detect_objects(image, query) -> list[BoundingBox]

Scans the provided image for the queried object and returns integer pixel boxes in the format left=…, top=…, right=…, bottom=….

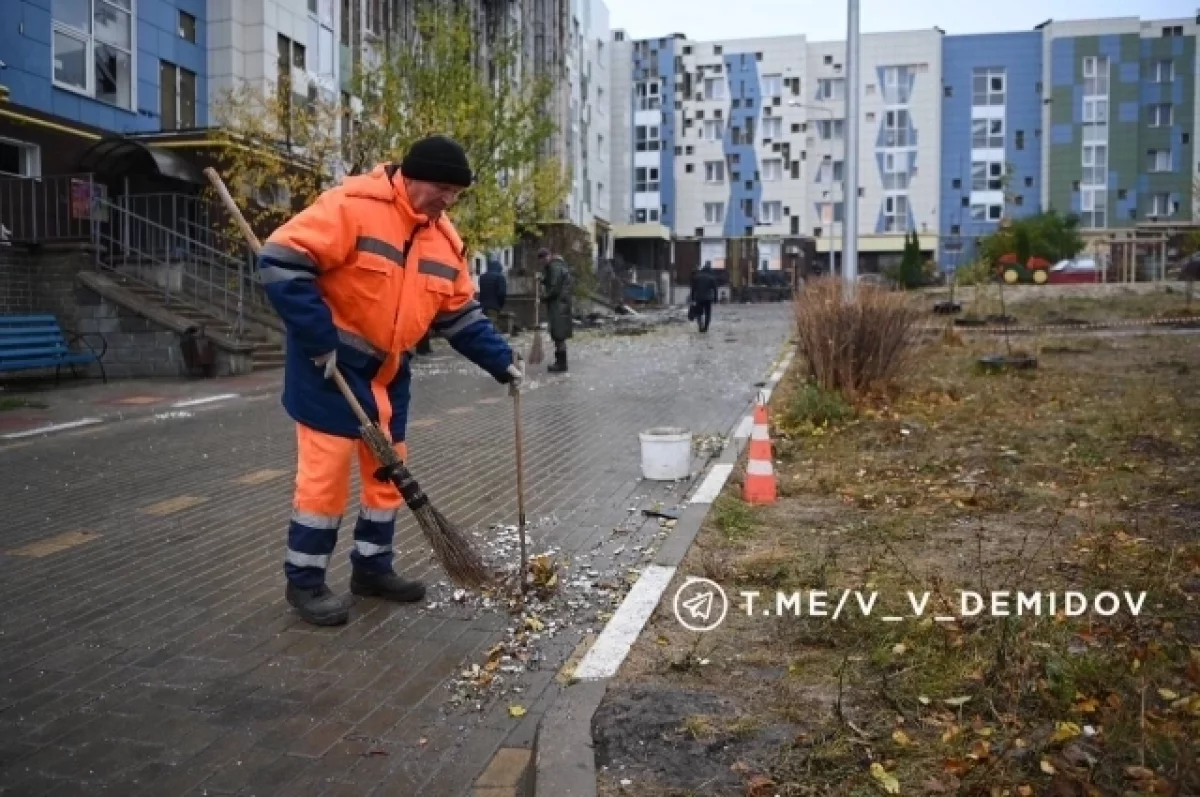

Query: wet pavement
left=0, top=304, right=792, bottom=796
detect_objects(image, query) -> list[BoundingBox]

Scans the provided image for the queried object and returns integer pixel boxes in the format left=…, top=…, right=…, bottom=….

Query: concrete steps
left=103, top=275, right=285, bottom=372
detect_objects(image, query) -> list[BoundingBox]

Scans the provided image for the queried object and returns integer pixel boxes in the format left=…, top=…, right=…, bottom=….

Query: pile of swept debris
left=418, top=495, right=693, bottom=713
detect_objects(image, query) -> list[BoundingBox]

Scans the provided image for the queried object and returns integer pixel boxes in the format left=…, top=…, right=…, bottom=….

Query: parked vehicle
left=1048, top=257, right=1100, bottom=285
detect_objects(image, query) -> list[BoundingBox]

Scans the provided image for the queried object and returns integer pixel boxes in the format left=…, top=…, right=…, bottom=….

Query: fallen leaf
left=942, top=759, right=973, bottom=776
left=1157, top=688, right=1179, bottom=701
left=1072, top=697, right=1100, bottom=714
left=1124, top=766, right=1156, bottom=780
left=893, top=643, right=907, bottom=655
left=745, top=774, right=776, bottom=796
left=419, top=737, right=428, bottom=746
left=968, top=739, right=990, bottom=760
left=1040, top=759, right=1056, bottom=775
left=1050, top=721, right=1082, bottom=744
left=941, top=724, right=962, bottom=743
left=508, top=705, right=527, bottom=718
left=870, top=762, right=901, bottom=794
left=944, top=696, right=971, bottom=707
left=730, top=761, right=752, bottom=774
left=918, top=695, right=931, bottom=705
left=892, top=729, right=914, bottom=746
left=924, top=776, right=956, bottom=793
left=1018, top=786, right=1033, bottom=797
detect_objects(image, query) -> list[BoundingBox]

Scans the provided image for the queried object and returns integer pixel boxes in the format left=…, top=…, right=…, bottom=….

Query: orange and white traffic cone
left=743, top=397, right=776, bottom=505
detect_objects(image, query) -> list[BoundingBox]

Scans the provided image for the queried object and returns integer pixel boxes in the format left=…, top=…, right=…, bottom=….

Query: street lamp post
left=843, top=0, right=860, bottom=294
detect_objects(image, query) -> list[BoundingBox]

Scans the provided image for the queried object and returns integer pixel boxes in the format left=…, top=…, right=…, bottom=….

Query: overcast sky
left=603, top=0, right=1199, bottom=42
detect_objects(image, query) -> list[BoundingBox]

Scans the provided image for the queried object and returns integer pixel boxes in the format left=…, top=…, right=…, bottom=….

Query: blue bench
left=0, top=314, right=108, bottom=384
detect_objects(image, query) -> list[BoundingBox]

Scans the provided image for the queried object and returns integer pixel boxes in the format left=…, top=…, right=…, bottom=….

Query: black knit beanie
left=400, top=135, right=473, bottom=187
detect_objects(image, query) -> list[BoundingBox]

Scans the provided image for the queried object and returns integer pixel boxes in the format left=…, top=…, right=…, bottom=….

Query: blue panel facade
left=0, top=0, right=208, bottom=135
left=722, top=51, right=762, bottom=237
left=939, top=31, right=1044, bottom=268
left=631, top=38, right=677, bottom=227
left=657, top=41, right=677, bottom=230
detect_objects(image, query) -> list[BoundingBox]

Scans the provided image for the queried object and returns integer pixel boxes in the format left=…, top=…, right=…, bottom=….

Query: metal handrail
left=93, top=197, right=253, bottom=337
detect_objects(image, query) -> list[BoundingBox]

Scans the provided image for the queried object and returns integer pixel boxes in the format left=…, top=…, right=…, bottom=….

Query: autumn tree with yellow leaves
left=209, top=7, right=568, bottom=257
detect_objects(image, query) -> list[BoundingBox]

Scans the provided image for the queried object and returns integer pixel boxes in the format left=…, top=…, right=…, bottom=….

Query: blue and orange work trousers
left=284, top=423, right=409, bottom=588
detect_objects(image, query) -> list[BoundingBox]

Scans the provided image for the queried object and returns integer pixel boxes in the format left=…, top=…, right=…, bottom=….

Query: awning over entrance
left=77, top=136, right=204, bottom=185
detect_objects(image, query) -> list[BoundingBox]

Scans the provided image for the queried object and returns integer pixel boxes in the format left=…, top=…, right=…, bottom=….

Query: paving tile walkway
left=0, top=305, right=793, bottom=796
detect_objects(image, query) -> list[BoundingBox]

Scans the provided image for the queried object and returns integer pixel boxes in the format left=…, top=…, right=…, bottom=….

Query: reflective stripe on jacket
left=258, top=163, right=513, bottom=440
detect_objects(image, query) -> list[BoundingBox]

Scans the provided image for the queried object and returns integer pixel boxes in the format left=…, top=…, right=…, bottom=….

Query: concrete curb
left=530, top=343, right=797, bottom=797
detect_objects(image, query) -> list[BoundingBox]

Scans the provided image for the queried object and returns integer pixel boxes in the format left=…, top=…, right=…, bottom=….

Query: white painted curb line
left=573, top=564, right=678, bottom=681
left=1, top=418, right=103, bottom=440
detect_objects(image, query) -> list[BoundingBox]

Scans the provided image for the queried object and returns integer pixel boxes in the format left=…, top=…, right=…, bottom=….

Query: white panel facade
left=588, top=0, right=613, bottom=226
left=804, top=39, right=850, bottom=251
left=856, top=29, right=942, bottom=246
left=673, top=34, right=808, bottom=244
left=609, top=33, right=634, bottom=224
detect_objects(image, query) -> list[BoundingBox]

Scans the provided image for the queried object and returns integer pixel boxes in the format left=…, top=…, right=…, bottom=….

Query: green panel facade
left=1047, top=30, right=1196, bottom=229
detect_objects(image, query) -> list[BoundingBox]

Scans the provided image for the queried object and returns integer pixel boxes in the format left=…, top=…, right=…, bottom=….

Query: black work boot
left=547, top=350, right=567, bottom=373
left=350, top=569, right=426, bottom=603
left=286, top=582, right=352, bottom=626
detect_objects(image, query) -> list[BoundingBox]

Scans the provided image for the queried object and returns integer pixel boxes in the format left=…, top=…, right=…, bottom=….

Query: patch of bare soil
left=597, top=330, right=1200, bottom=797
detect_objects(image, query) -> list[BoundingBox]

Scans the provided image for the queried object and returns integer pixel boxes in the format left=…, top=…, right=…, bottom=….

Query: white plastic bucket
left=639, top=427, right=692, bottom=481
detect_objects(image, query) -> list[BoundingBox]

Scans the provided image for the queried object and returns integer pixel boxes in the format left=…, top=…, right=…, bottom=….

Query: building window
left=1015, top=130, right=1025, bottom=150
left=179, top=11, right=196, bottom=43
left=1153, top=60, right=1175, bottom=83
left=704, top=202, right=724, bottom=224
left=702, top=119, right=723, bottom=140
left=971, top=160, right=1004, bottom=191
left=762, top=117, right=783, bottom=140
left=52, top=0, right=135, bottom=110
left=636, top=80, right=661, bottom=110
left=817, top=78, right=845, bottom=101
left=970, top=118, right=1000, bottom=149
left=1162, top=25, right=1183, bottom=37
left=704, top=160, right=725, bottom=183
left=703, top=77, right=726, bottom=100
left=883, top=195, right=908, bottom=232
left=761, top=74, right=782, bottom=97
left=1082, top=144, right=1108, bottom=186
left=817, top=159, right=843, bottom=183
left=1082, top=98, right=1108, bottom=124
left=159, top=62, right=196, bottom=131
left=816, top=119, right=845, bottom=140
left=634, top=167, right=659, bottom=192
left=1081, top=188, right=1107, bottom=229
left=1147, top=149, right=1171, bottom=172
left=762, top=158, right=783, bottom=181
left=1083, top=56, right=1110, bottom=95
left=307, top=0, right=334, bottom=78
left=1149, top=193, right=1172, bottom=217
left=972, top=67, right=1005, bottom=106
left=883, top=152, right=910, bottom=190
left=1149, top=104, right=1173, bottom=127
left=365, top=0, right=383, bottom=36
left=759, top=201, right=782, bottom=225
left=0, top=138, right=41, bottom=177
left=635, top=125, right=660, bottom=151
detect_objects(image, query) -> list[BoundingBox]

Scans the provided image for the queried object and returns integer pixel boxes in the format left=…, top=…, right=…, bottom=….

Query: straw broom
left=527, top=273, right=545, bottom=366
left=203, top=167, right=494, bottom=590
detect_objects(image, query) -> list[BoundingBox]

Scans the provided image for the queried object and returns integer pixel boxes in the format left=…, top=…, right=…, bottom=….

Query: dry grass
left=794, top=278, right=924, bottom=400
left=602, top=331, right=1200, bottom=797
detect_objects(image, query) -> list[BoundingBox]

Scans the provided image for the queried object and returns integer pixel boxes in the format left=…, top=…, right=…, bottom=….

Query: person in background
left=538, top=247, right=573, bottom=373
left=478, top=257, right=507, bottom=325
left=690, top=264, right=718, bottom=334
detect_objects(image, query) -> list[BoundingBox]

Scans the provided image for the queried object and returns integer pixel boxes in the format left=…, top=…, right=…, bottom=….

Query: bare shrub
left=793, top=277, right=922, bottom=400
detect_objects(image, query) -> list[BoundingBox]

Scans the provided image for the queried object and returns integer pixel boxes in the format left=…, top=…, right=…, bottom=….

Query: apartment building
left=608, top=14, right=1200, bottom=278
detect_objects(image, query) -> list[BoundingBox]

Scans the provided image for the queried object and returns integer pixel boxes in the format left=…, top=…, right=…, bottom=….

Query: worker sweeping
left=258, top=135, right=524, bottom=626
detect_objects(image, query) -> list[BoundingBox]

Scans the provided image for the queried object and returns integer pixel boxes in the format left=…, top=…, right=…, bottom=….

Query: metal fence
left=0, top=173, right=103, bottom=243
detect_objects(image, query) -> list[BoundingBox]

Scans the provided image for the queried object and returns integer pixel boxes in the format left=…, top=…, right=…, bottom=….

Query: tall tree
left=208, top=7, right=569, bottom=257
left=347, top=7, right=569, bottom=255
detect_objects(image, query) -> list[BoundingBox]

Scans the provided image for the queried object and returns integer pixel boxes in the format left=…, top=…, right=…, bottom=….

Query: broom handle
left=203, top=167, right=377, bottom=431
left=511, top=356, right=528, bottom=593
